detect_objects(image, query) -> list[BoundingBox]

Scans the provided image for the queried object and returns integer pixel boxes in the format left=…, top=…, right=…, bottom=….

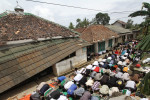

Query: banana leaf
left=136, top=34, right=150, bottom=51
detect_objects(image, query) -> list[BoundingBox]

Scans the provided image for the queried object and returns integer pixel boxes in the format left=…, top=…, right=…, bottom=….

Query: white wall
left=53, top=47, right=87, bottom=76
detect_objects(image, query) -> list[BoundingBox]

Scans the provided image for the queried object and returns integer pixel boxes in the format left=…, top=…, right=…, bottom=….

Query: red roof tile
left=75, top=25, right=119, bottom=43
left=0, top=13, right=79, bottom=45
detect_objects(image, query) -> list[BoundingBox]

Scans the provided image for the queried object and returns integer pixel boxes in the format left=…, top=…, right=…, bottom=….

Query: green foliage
left=139, top=72, right=150, bottom=95
left=69, top=18, right=90, bottom=29
left=129, top=10, right=149, bottom=17
left=75, top=18, right=90, bottom=28
left=126, top=19, right=133, bottom=29
left=136, top=34, right=144, bottom=40
left=129, top=2, right=150, bottom=35
left=76, top=18, right=90, bottom=28
left=129, top=2, right=150, bottom=51
left=136, top=34, right=150, bottom=51
left=69, top=22, right=74, bottom=29
left=95, top=12, right=110, bottom=25
left=90, top=18, right=97, bottom=25
left=129, top=2, right=150, bottom=17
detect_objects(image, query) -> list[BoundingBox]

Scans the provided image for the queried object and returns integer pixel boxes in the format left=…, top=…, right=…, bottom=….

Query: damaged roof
left=0, top=11, right=80, bottom=45
left=75, top=25, right=119, bottom=43
left=0, top=11, right=91, bottom=93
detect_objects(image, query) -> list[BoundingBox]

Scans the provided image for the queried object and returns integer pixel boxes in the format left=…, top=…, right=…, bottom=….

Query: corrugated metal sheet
left=106, top=25, right=131, bottom=34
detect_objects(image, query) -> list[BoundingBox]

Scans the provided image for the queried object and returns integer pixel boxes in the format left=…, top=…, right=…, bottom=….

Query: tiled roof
left=106, top=25, right=131, bottom=34
left=74, top=25, right=119, bottom=43
left=112, top=20, right=127, bottom=25
left=0, top=38, right=90, bottom=93
left=0, top=12, right=79, bottom=45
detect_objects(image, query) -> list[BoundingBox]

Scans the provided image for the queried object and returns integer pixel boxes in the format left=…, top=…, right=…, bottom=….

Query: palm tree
left=129, top=2, right=150, bottom=35
left=129, top=2, right=150, bottom=51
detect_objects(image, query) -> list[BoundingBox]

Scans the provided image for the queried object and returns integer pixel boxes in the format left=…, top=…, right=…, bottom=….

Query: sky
left=0, top=0, right=149, bottom=27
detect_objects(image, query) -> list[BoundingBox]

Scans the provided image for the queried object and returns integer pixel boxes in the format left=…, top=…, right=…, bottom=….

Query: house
left=106, top=25, right=133, bottom=44
left=132, top=29, right=141, bottom=39
left=0, top=6, right=90, bottom=93
left=75, top=25, right=119, bottom=55
left=112, top=20, right=127, bottom=28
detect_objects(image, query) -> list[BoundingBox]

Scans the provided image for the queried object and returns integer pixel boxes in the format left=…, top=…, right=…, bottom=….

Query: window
left=108, top=39, right=113, bottom=47
left=70, top=52, right=76, bottom=58
left=98, top=41, right=105, bottom=52
left=115, top=38, right=118, bottom=43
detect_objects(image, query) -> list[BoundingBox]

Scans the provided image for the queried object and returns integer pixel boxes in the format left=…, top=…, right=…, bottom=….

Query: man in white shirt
left=74, top=74, right=83, bottom=82
left=115, top=72, right=123, bottom=79
left=93, top=61, right=99, bottom=66
left=86, top=65, right=93, bottom=70
left=74, top=68, right=80, bottom=75
left=122, top=73, right=130, bottom=81
left=125, top=80, right=136, bottom=92
left=57, top=95, right=68, bottom=100
left=86, top=77, right=94, bottom=87
left=64, top=81, right=74, bottom=90
left=78, top=68, right=86, bottom=74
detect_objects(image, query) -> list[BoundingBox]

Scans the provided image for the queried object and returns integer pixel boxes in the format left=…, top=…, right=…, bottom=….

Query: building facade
left=53, top=47, right=87, bottom=76
left=0, top=9, right=90, bottom=93
left=75, top=25, right=119, bottom=55
left=106, top=25, right=133, bottom=44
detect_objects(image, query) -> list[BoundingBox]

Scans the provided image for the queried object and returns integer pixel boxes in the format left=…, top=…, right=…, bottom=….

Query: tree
left=126, top=19, right=133, bottom=29
left=82, top=18, right=90, bottom=27
left=95, top=12, right=110, bottom=25
left=90, top=18, right=97, bottom=25
left=76, top=18, right=81, bottom=23
left=69, top=22, right=74, bottom=29
left=129, top=2, right=150, bottom=35
left=129, top=2, right=150, bottom=51
left=75, top=18, right=90, bottom=28
left=138, top=72, right=150, bottom=95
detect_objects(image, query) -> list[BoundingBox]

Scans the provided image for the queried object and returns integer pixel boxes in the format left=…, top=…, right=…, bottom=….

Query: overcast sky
left=0, top=0, right=149, bottom=27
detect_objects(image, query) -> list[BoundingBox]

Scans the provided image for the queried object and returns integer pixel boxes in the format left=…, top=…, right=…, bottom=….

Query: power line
left=26, top=0, right=137, bottom=14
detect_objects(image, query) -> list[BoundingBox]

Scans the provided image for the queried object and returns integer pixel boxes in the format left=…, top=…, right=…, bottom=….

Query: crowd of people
left=26, top=40, right=149, bottom=100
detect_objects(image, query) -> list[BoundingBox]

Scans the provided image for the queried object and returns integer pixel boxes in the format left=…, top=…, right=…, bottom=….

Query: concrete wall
left=94, top=42, right=98, bottom=53
left=113, top=22, right=122, bottom=27
left=53, top=47, right=87, bottom=76
left=118, top=36, right=122, bottom=43
left=105, top=40, right=109, bottom=50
